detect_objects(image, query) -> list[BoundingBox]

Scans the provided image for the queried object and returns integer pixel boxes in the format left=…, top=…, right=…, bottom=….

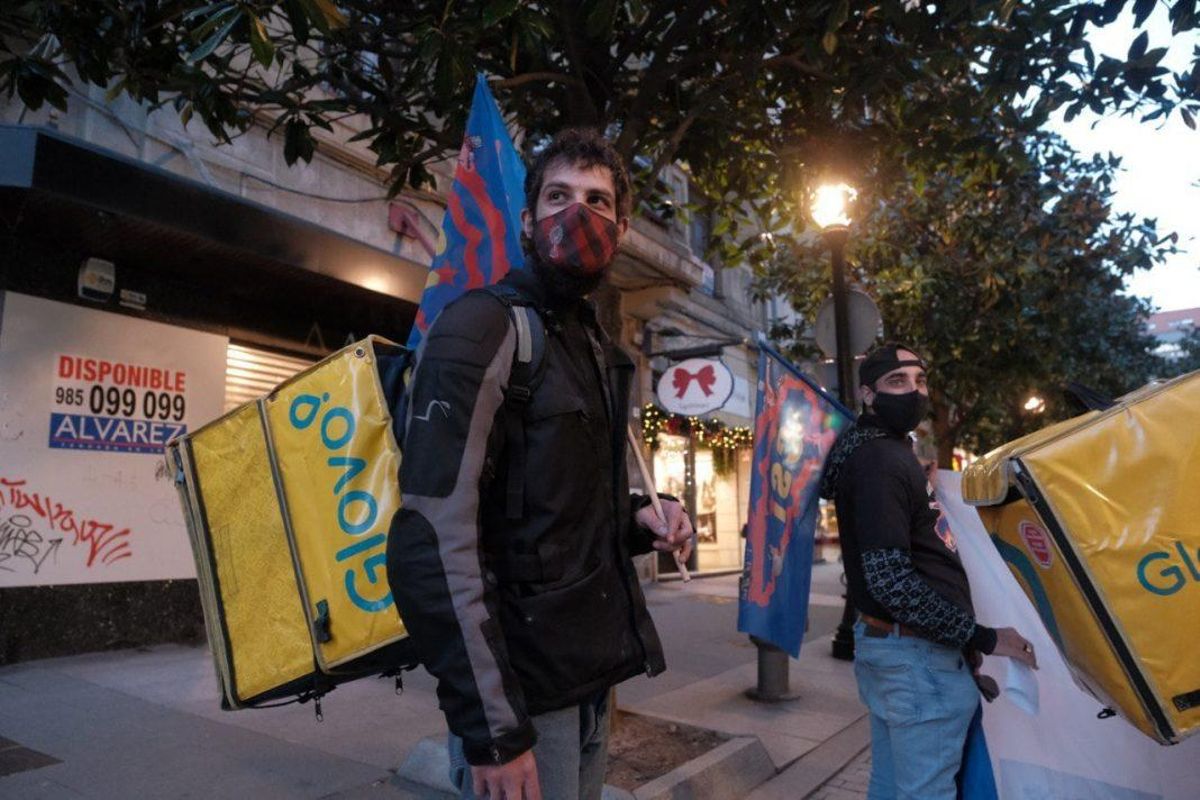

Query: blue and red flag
left=737, top=342, right=852, bottom=656
left=958, top=704, right=999, bottom=799
left=406, top=74, right=527, bottom=350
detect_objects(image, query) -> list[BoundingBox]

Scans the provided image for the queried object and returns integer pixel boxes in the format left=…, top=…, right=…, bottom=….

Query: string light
left=640, top=403, right=753, bottom=463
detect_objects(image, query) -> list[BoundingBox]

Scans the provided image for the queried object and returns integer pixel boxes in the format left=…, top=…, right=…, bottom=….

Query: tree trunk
left=931, top=397, right=957, bottom=469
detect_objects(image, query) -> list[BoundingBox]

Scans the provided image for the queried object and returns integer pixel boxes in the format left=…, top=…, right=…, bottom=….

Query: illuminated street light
left=1024, top=395, right=1046, bottom=414
left=812, top=183, right=857, bottom=230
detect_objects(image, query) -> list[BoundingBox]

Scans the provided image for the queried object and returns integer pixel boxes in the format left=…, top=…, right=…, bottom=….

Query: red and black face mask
left=532, top=203, right=620, bottom=277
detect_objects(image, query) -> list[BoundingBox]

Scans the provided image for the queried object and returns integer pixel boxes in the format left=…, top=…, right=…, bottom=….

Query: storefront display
left=643, top=405, right=753, bottom=574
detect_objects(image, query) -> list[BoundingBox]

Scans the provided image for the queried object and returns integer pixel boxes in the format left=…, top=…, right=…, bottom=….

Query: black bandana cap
left=859, top=342, right=928, bottom=389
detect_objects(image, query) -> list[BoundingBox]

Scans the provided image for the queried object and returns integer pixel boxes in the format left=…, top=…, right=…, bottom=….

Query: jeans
left=448, top=689, right=610, bottom=799
left=853, top=621, right=980, bottom=800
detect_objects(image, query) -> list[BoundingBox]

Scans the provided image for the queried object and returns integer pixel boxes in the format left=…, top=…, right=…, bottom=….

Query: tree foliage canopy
left=2, top=0, right=1197, bottom=261
left=3, top=1, right=1194, bottom=457
left=1160, top=327, right=1200, bottom=377
left=755, top=128, right=1177, bottom=462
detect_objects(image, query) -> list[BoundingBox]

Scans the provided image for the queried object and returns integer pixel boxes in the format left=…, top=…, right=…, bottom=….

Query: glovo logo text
left=289, top=392, right=392, bottom=613
left=1136, top=540, right=1200, bottom=597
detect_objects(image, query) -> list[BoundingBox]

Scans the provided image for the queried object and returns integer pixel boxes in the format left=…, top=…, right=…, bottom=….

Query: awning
left=0, top=125, right=427, bottom=308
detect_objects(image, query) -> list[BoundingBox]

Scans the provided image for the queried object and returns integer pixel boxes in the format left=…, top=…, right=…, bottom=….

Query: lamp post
left=813, top=183, right=860, bottom=662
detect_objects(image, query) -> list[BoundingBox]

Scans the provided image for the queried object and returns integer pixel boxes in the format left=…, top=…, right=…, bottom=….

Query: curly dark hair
left=524, top=128, right=633, bottom=219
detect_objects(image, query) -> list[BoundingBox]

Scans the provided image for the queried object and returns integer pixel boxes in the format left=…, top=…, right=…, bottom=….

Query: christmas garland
left=639, top=404, right=753, bottom=475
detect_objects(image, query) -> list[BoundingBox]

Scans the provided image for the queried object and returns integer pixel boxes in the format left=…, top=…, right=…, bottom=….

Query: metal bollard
left=745, top=636, right=802, bottom=702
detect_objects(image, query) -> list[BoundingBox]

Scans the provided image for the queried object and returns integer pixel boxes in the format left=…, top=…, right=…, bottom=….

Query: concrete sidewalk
left=0, top=562, right=870, bottom=799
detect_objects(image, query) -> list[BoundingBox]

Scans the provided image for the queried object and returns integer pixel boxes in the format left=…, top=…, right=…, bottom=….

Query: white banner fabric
left=938, top=469, right=1200, bottom=800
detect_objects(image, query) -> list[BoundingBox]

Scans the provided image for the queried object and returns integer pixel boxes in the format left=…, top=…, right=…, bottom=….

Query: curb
left=394, top=736, right=646, bottom=799
left=747, top=715, right=871, bottom=799
left=395, top=737, right=456, bottom=796
left=633, top=735, right=775, bottom=800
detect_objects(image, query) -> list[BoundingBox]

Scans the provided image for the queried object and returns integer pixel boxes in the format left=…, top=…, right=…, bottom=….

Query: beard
left=526, top=243, right=609, bottom=302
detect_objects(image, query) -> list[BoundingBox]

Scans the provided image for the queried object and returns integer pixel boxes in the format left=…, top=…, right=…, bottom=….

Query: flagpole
left=626, top=425, right=691, bottom=582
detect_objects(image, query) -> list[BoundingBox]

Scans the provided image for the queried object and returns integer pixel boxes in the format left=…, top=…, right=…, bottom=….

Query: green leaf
left=306, top=113, right=335, bottom=132
left=247, top=14, right=275, bottom=69
left=310, top=0, right=348, bottom=29
left=283, top=0, right=311, bottom=44
left=104, top=77, right=126, bottom=103
left=1095, top=56, right=1123, bottom=80
left=190, top=5, right=239, bottom=41
left=1127, top=31, right=1148, bottom=61
left=822, top=31, right=838, bottom=56
left=585, top=0, right=618, bottom=34
left=1171, top=0, right=1197, bottom=33
left=624, top=0, right=649, bottom=25
left=296, top=0, right=347, bottom=33
left=184, top=2, right=235, bottom=23
left=283, top=119, right=315, bottom=164
left=827, top=0, right=850, bottom=32
left=483, top=0, right=520, bottom=27
left=1132, top=0, right=1156, bottom=27
left=346, top=127, right=379, bottom=143
left=519, top=11, right=554, bottom=40
left=187, top=12, right=240, bottom=64
left=417, top=24, right=443, bottom=65
left=1132, top=47, right=1167, bottom=67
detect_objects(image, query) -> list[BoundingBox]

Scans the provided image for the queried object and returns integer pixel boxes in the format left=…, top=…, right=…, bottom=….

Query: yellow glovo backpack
left=166, top=337, right=417, bottom=715
left=167, top=295, right=547, bottom=716
left=962, top=369, right=1200, bottom=744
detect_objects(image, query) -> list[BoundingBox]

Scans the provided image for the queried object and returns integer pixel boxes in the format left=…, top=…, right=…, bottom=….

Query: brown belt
left=860, top=613, right=917, bottom=638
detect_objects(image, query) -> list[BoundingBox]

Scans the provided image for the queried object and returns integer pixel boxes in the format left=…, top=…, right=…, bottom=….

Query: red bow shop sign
left=656, top=358, right=736, bottom=416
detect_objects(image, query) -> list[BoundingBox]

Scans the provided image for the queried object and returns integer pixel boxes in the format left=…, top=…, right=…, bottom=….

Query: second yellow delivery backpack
left=963, top=370, right=1200, bottom=744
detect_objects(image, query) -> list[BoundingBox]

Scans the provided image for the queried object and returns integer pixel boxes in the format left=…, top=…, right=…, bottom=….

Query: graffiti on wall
left=0, top=475, right=132, bottom=575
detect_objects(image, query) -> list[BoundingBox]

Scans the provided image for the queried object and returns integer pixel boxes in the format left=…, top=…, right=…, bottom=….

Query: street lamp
left=813, top=183, right=858, bottom=415
left=814, top=182, right=861, bottom=662
left=812, top=183, right=856, bottom=229
left=1024, top=395, right=1046, bottom=414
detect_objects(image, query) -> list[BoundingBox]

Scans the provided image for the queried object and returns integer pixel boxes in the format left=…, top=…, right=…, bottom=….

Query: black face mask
left=871, top=390, right=930, bottom=435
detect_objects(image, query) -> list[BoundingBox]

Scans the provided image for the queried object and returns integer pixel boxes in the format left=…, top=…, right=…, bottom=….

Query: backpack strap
left=479, top=283, right=548, bottom=520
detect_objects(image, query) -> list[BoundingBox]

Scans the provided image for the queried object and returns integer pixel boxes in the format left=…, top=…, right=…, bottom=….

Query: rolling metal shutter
left=223, top=343, right=317, bottom=412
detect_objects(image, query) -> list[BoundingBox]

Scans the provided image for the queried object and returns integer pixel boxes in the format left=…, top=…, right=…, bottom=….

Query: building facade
left=0, top=82, right=773, bottom=659
left=1146, top=307, right=1199, bottom=363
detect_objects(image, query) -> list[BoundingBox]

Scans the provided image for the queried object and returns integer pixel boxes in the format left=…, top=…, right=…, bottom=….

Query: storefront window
left=653, top=434, right=689, bottom=500
left=652, top=433, right=749, bottom=574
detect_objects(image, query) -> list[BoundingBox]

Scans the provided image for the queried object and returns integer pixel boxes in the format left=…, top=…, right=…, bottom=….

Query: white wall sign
left=656, top=358, right=735, bottom=416
left=726, top=375, right=753, bottom=418
left=0, top=292, right=228, bottom=587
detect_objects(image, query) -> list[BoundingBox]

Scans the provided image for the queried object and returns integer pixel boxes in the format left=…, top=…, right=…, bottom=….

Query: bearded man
left=821, top=343, right=1037, bottom=800
left=386, top=128, right=692, bottom=800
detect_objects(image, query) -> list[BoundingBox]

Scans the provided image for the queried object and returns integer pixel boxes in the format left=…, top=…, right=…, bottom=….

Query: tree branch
left=489, top=71, right=585, bottom=90
left=762, top=53, right=836, bottom=82
left=613, top=3, right=709, bottom=158
left=631, top=49, right=767, bottom=207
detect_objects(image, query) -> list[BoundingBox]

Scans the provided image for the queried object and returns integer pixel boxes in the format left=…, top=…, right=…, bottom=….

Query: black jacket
left=386, top=269, right=666, bottom=766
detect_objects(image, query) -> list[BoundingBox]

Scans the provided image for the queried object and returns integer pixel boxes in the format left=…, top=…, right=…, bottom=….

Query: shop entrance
left=652, top=432, right=751, bottom=575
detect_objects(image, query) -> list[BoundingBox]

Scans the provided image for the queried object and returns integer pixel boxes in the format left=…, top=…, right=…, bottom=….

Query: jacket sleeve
left=385, top=293, right=536, bottom=766
left=861, top=548, right=981, bottom=648
left=849, top=458, right=995, bottom=652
